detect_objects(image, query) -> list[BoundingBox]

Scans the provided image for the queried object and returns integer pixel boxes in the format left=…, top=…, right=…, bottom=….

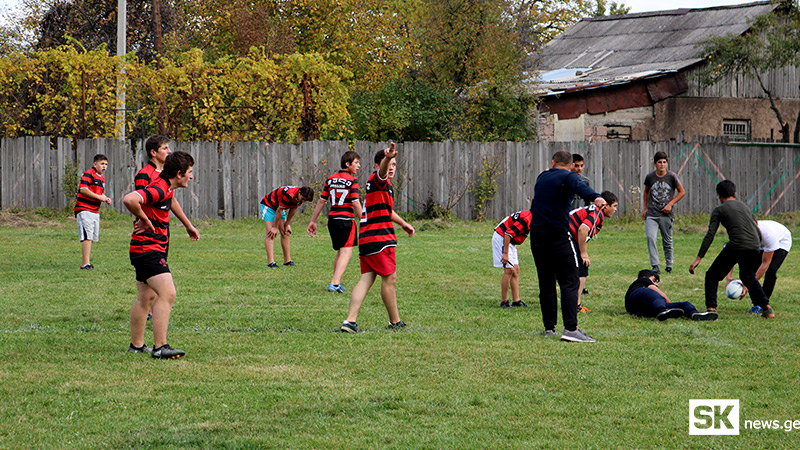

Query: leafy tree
left=0, top=53, right=39, bottom=136
left=349, top=78, right=459, bottom=142
left=593, top=0, right=630, bottom=16
left=695, top=4, right=800, bottom=143
left=459, top=82, right=537, bottom=141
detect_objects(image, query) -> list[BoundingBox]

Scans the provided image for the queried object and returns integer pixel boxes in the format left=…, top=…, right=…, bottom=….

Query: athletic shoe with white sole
left=341, top=321, right=360, bottom=333
left=388, top=320, right=407, bottom=330
left=511, top=300, right=528, bottom=308
left=761, top=305, right=775, bottom=319
left=128, top=343, right=152, bottom=353
left=691, top=310, right=719, bottom=321
left=560, top=329, right=596, bottom=343
left=151, top=344, right=185, bottom=359
left=657, top=307, right=684, bottom=321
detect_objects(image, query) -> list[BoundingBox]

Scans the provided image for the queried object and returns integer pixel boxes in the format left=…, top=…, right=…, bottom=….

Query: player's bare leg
left=264, top=221, right=276, bottom=264
left=510, top=265, right=521, bottom=302
left=280, top=232, right=291, bottom=264
left=146, top=272, right=177, bottom=348
left=130, top=281, right=156, bottom=348
left=501, top=267, right=513, bottom=302
left=380, top=272, right=400, bottom=324
left=331, top=247, right=353, bottom=285
left=346, top=271, right=377, bottom=323
left=81, top=240, right=92, bottom=266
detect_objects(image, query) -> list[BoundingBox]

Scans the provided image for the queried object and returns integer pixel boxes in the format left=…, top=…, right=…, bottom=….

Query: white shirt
left=758, top=220, right=792, bottom=253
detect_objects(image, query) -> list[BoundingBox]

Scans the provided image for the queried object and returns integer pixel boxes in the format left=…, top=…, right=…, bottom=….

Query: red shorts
left=360, top=246, right=396, bottom=276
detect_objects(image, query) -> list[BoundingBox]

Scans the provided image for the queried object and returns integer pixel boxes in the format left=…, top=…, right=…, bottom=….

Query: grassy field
left=0, top=209, right=798, bottom=449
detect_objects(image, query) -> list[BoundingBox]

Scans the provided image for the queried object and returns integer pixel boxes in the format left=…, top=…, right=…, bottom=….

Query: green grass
left=1, top=210, right=799, bottom=449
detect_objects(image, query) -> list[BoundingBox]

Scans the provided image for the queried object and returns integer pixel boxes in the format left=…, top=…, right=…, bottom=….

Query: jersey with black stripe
left=568, top=205, right=605, bottom=242
left=134, top=161, right=160, bottom=189
left=321, top=170, right=360, bottom=220
left=261, top=186, right=303, bottom=210
left=129, top=176, right=173, bottom=255
left=359, top=171, right=396, bottom=256
left=74, top=167, right=105, bottom=215
left=494, top=210, right=533, bottom=245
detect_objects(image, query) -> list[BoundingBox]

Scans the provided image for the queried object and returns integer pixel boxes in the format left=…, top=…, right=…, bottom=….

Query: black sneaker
left=388, top=320, right=407, bottom=329
left=652, top=265, right=660, bottom=274
left=582, top=288, right=589, bottom=295
left=691, top=310, right=719, bottom=321
left=128, top=343, right=152, bottom=353
left=500, top=300, right=512, bottom=308
left=657, top=307, right=684, bottom=321
left=151, top=344, right=185, bottom=359
left=665, top=266, right=672, bottom=274
left=341, top=321, right=359, bottom=333
left=80, top=264, right=94, bottom=270
left=267, top=262, right=278, bottom=268
left=511, top=300, right=528, bottom=307
left=283, top=260, right=296, bottom=267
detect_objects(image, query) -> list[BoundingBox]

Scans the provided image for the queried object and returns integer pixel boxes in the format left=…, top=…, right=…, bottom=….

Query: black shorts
left=328, top=219, right=357, bottom=250
left=570, top=237, right=590, bottom=278
left=130, top=251, right=170, bottom=282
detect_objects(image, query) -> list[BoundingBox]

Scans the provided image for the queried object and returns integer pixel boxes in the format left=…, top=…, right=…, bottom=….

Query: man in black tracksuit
left=689, top=180, right=773, bottom=318
left=530, top=151, right=606, bottom=342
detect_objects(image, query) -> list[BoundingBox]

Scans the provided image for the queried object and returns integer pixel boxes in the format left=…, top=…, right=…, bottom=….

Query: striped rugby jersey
left=358, top=171, right=395, bottom=256
left=74, top=167, right=105, bottom=215
left=320, top=170, right=360, bottom=220
left=261, top=186, right=303, bottom=210
left=134, top=161, right=160, bottom=189
left=129, top=176, right=173, bottom=255
left=494, top=210, right=533, bottom=245
left=568, top=205, right=605, bottom=242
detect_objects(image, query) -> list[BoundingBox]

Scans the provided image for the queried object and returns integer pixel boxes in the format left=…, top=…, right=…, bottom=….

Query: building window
left=606, top=125, right=631, bottom=140
left=723, top=120, right=750, bottom=141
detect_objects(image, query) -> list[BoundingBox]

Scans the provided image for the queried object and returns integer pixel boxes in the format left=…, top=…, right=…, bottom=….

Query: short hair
left=601, top=190, right=617, bottom=205
left=572, top=153, right=584, bottom=163
left=298, top=186, right=314, bottom=201
left=374, top=150, right=386, bottom=166
left=716, top=180, right=736, bottom=198
left=145, top=135, right=170, bottom=159
left=161, top=151, right=194, bottom=179
left=552, top=151, right=572, bottom=165
left=653, top=151, right=668, bottom=164
left=341, top=151, right=360, bottom=169
left=638, top=269, right=659, bottom=283
left=93, top=154, right=108, bottom=163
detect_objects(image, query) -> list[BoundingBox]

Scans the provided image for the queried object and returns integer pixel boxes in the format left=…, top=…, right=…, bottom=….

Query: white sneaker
left=560, top=328, right=596, bottom=343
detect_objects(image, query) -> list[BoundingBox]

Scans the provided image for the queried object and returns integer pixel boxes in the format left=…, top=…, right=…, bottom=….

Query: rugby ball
left=725, top=280, right=744, bottom=299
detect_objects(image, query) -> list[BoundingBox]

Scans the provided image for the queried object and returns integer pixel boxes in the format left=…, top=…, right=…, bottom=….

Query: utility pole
left=116, top=0, right=126, bottom=139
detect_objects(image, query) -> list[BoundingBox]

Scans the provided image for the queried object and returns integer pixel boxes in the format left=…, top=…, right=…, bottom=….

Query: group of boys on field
left=76, top=141, right=792, bottom=355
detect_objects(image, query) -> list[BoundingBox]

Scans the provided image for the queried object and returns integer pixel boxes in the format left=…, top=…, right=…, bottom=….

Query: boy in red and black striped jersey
left=307, top=151, right=363, bottom=293
left=568, top=191, right=618, bottom=313
left=341, top=143, right=415, bottom=333
left=135, top=136, right=199, bottom=245
left=75, top=154, right=112, bottom=270
left=123, top=151, right=198, bottom=359
left=260, top=185, right=314, bottom=268
left=492, top=210, right=533, bottom=308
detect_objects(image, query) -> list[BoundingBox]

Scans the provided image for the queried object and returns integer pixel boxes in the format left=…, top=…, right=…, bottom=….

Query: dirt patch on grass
left=0, top=209, right=65, bottom=228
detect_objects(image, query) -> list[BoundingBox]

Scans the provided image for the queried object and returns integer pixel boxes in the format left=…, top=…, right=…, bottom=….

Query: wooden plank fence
left=2, top=137, right=799, bottom=220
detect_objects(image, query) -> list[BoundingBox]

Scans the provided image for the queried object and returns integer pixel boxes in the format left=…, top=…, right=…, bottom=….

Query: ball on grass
left=726, top=279, right=744, bottom=299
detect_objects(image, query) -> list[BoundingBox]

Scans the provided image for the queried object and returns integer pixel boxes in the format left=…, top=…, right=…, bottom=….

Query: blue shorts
left=260, top=204, right=287, bottom=222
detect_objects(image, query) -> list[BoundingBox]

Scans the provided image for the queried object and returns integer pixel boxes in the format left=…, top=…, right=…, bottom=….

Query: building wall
left=653, top=97, right=800, bottom=142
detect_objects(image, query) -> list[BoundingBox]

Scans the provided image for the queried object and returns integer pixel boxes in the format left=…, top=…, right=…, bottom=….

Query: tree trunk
left=754, top=70, right=790, bottom=142
left=300, top=74, right=320, bottom=141
left=152, top=0, right=163, bottom=61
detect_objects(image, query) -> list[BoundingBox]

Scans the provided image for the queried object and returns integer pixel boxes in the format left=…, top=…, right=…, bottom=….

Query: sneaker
left=335, top=284, right=345, bottom=293
left=341, top=321, right=360, bottom=333
left=388, top=320, right=407, bottom=330
left=691, top=310, right=719, bottom=321
left=561, top=329, right=596, bottom=343
left=267, top=262, right=278, bottom=268
left=762, top=305, right=775, bottom=319
left=747, top=305, right=763, bottom=315
left=665, top=266, right=672, bottom=274
left=128, top=343, right=152, bottom=353
left=283, top=260, right=296, bottom=267
left=544, top=329, right=558, bottom=337
left=657, top=307, right=684, bottom=321
left=151, top=344, right=185, bottom=359
left=146, top=312, right=152, bottom=321
left=651, top=265, right=660, bottom=274
left=582, top=288, right=589, bottom=295
left=327, top=283, right=338, bottom=292
left=511, top=300, right=528, bottom=308
left=80, top=264, right=94, bottom=270
left=500, top=300, right=512, bottom=309
left=577, top=304, right=589, bottom=313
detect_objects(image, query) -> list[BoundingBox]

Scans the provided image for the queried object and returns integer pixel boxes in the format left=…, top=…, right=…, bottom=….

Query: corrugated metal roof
left=533, top=1, right=779, bottom=93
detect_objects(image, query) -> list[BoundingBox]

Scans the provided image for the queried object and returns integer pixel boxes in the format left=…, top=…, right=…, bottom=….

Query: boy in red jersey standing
left=123, top=151, right=198, bottom=359
left=341, top=143, right=415, bottom=333
left=307, top=151, right=363, bottom=293
left=492, top=210, right=533, bottom=308
left=75, top=154, right=112, bottom=269
left=260, top=185, right=314, bottom=268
